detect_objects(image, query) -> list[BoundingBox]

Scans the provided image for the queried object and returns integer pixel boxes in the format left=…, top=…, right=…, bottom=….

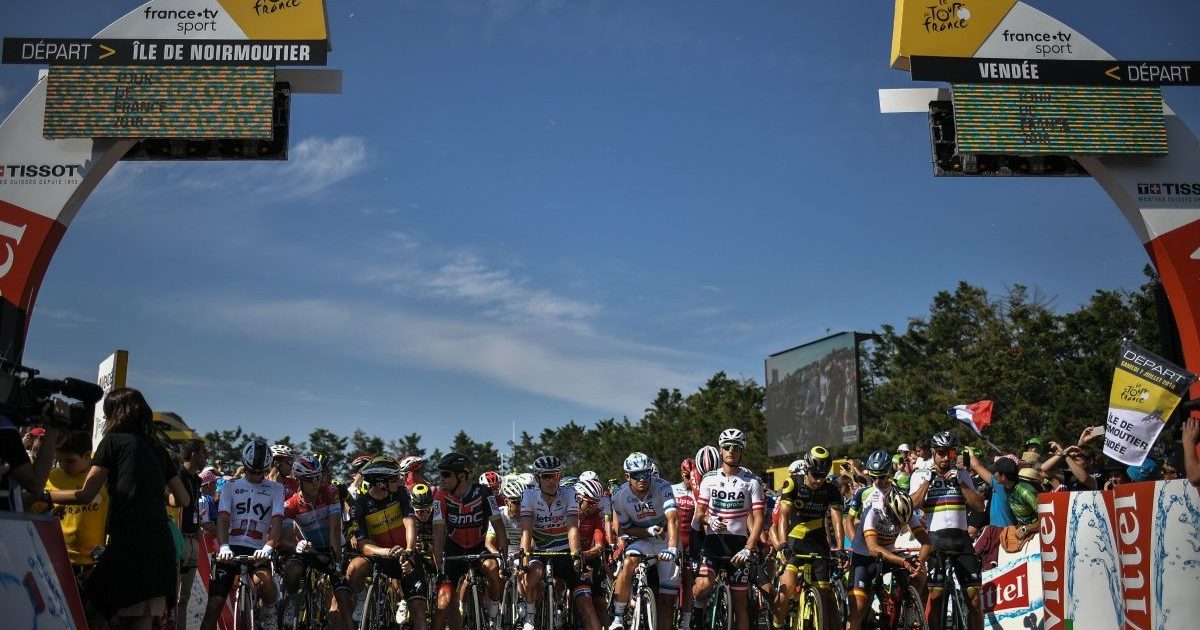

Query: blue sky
left=2, top=1, right=1199, bottom=455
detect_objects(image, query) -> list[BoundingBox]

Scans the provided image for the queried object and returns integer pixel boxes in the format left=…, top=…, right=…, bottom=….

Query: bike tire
left=798, top=585, right=824, bottom=630
left=829, top=579, right=848, bottom=629
left=501, top=578, right=518, bottom=630
left=710, top=582, right=732, bottom=630
left=634, top=586, right=657, bottom=630
left=949, top=583, right=969, bottom=630
left=360, top=580, right=380, bottom=630
left=234, top=581, right=254, bottom=630
left=898, top=584, right=928, bottom=630
left=541, top=580, right=556, bottom=630
left=464, top=582, right=485, bottom=630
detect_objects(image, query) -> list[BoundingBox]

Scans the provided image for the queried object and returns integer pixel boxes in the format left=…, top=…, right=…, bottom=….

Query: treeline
left=202, top=269, right=1172, bottom=481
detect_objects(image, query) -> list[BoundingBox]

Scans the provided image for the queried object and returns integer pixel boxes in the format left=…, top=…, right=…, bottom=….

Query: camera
left=0, top=363, right=105, bottom=430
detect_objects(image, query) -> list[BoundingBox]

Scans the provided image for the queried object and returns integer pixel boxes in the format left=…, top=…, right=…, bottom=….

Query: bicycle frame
left=444, top=551, right=503, bottom=630
left=223, top=555, right=273, bottom=630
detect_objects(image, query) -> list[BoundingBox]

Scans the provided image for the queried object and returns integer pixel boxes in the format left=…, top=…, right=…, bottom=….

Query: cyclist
left=269, top=443, right=300, bottom=500
left=673, top=458, right=699, bottom=630
left=479, top=470, right=502, bottom=497
left=579, top=470, right=613, bottom=543
left=520, top=455, right=601, bottom=630
left=200, top=439, right=286, bottom=630
left=282, top=454, right=354, bottom=630
left=847, top=490, right=931, bottom=630
left=609, top=452, right=680, bottom=630
left=400, top=483, right=437, bottom=626
left=431, top=452, right=506, bottom=630
left=346, top=456, right=427, bottom=630
left=692, top=429, right=766, bottom=630
left=576, top=478, right=612, bottom=626
left=910, top=431, right=984, bottom=630
left=690, top=445, right=720, bottom=577
left=487, top=479, right=529, bottom=620
left=347, top=454, right=374, bottom=498
left=401, top=455, right=429, bottom=490
left=772, top=446, right=843, bottom=629
left=846, top=450, right=894, bottom=547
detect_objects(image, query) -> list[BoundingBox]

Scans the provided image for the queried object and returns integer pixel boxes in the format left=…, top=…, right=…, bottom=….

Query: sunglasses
left=720, top=443, right=744, bottom=452
left=539, top=472, right=560, bottom=480
left=628, top=470, right=652, bottom=481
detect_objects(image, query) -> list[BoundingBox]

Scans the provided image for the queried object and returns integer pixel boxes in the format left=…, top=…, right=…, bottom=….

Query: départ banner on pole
left=1104, top=339, right=1195, bottom=466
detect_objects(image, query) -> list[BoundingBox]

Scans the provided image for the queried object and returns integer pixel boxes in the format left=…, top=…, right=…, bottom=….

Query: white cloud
left=261, top=136, right=368, bottom=198
left=33, top=307, right=98, bottom=327
left=425, top=254, right=598, bottom=324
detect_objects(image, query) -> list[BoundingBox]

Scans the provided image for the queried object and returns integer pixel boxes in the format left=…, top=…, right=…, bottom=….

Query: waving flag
left=949, top=399, right=993, bottom=436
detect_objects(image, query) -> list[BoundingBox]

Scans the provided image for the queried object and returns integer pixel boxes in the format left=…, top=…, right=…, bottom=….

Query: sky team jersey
left=779, top=475, right=842, bottom=541
left=349, top=489, right=413, bottom=549
left=850, top=490, right=925, bottom=556
left=671, top=483, right=696, bottom=548
left=219, top=477, right=286, bottom=549
left=487, top=509, right=523, bottom=553
left=910, top=468, right=973, bottom=531
left=612, top=478, right=676, bottom=530
left=433, top=484, right=499, bottom=550
left=520, top=486, right=578, bottom=551
left=284, top=484, right=342, bottom=550
left=696, top=468, right=765, bottom=537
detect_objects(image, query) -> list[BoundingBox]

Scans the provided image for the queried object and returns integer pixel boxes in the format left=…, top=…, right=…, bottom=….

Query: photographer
left=48, top=387, right=189, bottom=630
left=0, top=411, right=60, bottom=512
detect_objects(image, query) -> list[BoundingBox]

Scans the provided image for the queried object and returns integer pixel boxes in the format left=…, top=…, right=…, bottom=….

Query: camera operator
left=0, top=411, right=61, bottom=512
left=48, top=387, right=190, bottom=630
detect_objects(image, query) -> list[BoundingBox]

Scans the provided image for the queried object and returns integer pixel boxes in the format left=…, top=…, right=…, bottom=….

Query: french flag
left=949, top=400, right=993, bottom=436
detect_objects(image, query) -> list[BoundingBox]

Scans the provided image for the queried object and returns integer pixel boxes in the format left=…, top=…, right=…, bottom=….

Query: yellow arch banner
left=891, top=0, right=1016, bottom=70
left=218, top=0, right=328, bottom=40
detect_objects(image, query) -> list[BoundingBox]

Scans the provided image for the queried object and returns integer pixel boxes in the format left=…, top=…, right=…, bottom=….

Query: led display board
left=950, top=84, right=1166, bottom=156
left=765, top=332, right=861, bottom=456
left=44, top=65, right=274, bottom=139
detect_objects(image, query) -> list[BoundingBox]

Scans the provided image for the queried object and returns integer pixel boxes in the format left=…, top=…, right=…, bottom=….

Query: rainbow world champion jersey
left=910, top=468, right=973, bottom=532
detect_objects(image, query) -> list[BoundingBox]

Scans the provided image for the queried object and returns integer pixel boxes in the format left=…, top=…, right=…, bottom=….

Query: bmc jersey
left=284, top=484, right=342, bottom=550
left=520, top=486, right=578, bottom=551
left=611, top=478, right=677, bottom=530
left=778, top=475, right=842, bottom=541
left=432, top=484, right=499, bottom=550
left=671, top=483, right=696, bottom=548
left=349, top=488, right=413, bottom=548
left=850, top=490, right=925, bottom=556
left=219, top=477, right=286, bottom=549
left=696, top=468, right=766, bottom=537
left=910, top=468, right=974, bottom=531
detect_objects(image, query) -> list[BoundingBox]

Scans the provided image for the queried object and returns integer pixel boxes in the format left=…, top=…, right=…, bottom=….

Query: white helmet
left=579, top=470, right=600, bottom=483
left=243, top=439, right=272, bottom=473
left=623, top=452, right=652, bottom=474
left=576, top=478, right=604, bottom=501
left=398, top=456, right=424, bottom=474
left=270, top=444, right=295, bottom=459
left=718, top=428, right=746, bottom=448
left=788, top=459, right=807, bottom=476
left=517, top=472, right=536, bottom=488
left=501, top=479, right=526, bottom=501
left=531, top=455, right=561, bottom=474
left=695, top=445, right=721, bottom=474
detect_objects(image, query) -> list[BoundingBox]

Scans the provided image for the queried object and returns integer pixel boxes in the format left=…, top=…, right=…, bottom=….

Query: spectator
left=23, top=426, right=46, bottom=460
left=1126, top=458, right=1159, bottom=483
left=1, top=412, right=60, bottom=512
left=1008, top=468, right=1041, bottom=546
left=48, top=388, right=190, bottom=630
left=1101, top=460, right=1129, bottom=491
left=198, top=467, right=219, bottom=534
left=1023, top=437, right=1043, bottom=461
left=40, top=431, right=109, bottom=573
left=1160, top=460, right=1180, bottom=481
left=1183, top=418, right=1200, bottom=487
left=968, top=454, right=1016, bottom=527
left=912, top=439, right=933, bottom=472
left=177, top=439, right=208, bottom=629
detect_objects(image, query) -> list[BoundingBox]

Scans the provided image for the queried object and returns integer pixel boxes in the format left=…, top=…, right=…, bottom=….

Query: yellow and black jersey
left=779, top=475, right=842, bottom=541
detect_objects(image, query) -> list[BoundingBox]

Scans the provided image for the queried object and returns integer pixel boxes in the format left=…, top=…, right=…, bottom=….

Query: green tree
left=201, top=426, right=245, bottom=474
left=350, top=429, right=386, bottom=459
left=308, top=428, right=349, bottom=478
left=448, top=430, right=502, bottom=473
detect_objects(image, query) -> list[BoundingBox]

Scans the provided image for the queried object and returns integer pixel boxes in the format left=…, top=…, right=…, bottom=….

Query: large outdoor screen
left=765, top=332, right=860, bottom=457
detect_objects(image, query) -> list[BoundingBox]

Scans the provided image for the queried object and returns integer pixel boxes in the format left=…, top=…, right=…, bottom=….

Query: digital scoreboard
left=44, top=65, right=275, bottom=139
left=950, top=84, right=1167, bottom=156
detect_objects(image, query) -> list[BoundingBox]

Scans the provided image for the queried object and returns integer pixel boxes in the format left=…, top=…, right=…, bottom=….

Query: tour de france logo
left=924, top=0, right=972, bottom=33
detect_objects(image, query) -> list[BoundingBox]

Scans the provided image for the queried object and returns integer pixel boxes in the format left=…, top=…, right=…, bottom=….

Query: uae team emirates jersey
left=433, top=483, right=499, bottom=550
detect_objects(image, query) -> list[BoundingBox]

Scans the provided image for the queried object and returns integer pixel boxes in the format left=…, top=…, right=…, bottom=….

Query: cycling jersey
left=433, top=483, right=499, bottom=550
left=577, top=509, right=605, bottom=549
left=696, top=468, right=765, bottom=537
left=219, top=477, right=286, bottom=548
left=671, top=482, right=695, bottom=549
left=520, top=486, right=578, bottom=551
left=611, top=477, right=676, bottom=531
left=910, top=468, right=973, bottom=531
left=778, top=475, right=842, bottom=541
left=487, top=508, right=523, bottom=553
left=284, top=484, right=342, bottom=550
left=849, top=490, right=925, bottom=556
left=349, top=488, right=413, bottom=549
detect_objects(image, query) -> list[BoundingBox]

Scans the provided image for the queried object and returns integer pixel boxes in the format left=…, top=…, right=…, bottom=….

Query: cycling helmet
left=270, top=444, right=295, bottom=459
left=788, top=459, right=807, bottom=476
left=560, top=476, right=579, bottom=488
left=437, top=452, right=472, bottom=474
left=517, top=472, right=536, bottom=488
left=865, top=449, right=892, bottom=477
left=350, top=454, right=374, bottom=473
left=885, top=489, right=914, bottom=525
left=501, top=479, right=526, bottom=501
left=931, top=431, right=959, bottom=449
left=624, top=452, right=653, bottom=474
left=576, top=478, right=604, bottom=502
left=680, top=458, right=695, bottom=476
left=579, top=470, right=600, bottom=483
left=650, top=461, right=660, bottom=477
left=312, top=453, right=330, bottom=472
left=361, top=456, right=402, bottom=483
left=695, top=445, right=721, bottom=474
left=531, top=455, right=562, bottom=474
left=242, top=439, right=272, bottom=473
left=292, top=455, right=322, bottom=479
left=479, top=471, right=501, bottom=490
left=399, top=456, right=424, bottom=474
left=804, top=446, right=832, bottom=477
left=718, top=428, right=747, bottom=448
left=410, top=483, right=434, bottom=509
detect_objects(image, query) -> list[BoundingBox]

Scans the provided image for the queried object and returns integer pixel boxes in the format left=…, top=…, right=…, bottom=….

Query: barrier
left=0, top=511, right=88, bottom=630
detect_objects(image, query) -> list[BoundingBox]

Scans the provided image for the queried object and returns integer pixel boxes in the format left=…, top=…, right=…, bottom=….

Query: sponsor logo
left=0, top=163, right=83, bottom=185
left=923, top=0, right=971, bottom=34
left=1136, top=182, right=1200, bottom=202
left=1114, top=485, right=1154, bottom=630
left=1001, top=29, right=1074, bottom=57
left=255, top=0, right=304, bottom=18
left=981, top=563, right=1030, bottom=613
left=142, top=5, right=220, bottom=34
left=234, top=498, right=271, bottom=519
left=448, top=511, right=483, bottom=527
left=234, top=488, right=249, bottom=494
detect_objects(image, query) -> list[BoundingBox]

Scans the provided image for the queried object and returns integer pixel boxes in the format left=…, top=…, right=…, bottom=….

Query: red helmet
left=479, top=471, right=501, bottom=491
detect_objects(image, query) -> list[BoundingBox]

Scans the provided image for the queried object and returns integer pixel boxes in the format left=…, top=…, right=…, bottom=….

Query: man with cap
left=1022, top=438, right=1043, bottom=461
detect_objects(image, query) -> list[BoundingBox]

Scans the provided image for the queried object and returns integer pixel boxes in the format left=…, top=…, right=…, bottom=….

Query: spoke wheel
left=463, top=583, right=484, bottom=630
left=633, top=587, right=656, bottom=630
left=798, top=586, right=824, bottom=630
left=710, top=583, right=732, bottom=630
left=898, top=585, right=929, bottom=630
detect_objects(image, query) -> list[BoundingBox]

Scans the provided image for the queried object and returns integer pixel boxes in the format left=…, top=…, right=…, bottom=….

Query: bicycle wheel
left=948, top=582, right=969, bottom=630
left=829, top=579, right=848, bottom=629
left=463, top=582, right=485, bottom=630
left=632, top=586, right=656, bottom=630
left=709, top=582, right=732, bottom=630
left=501, top=578, right=518, bottom=630
left=359, top=580, right=381, bottom=630
left=539, top=584, right=555, bottom=630
left=897, top=585, right=928, bottom=630
left=234, top=580, right=255, bottom=630
left=797, top=586, right=824, bottom=630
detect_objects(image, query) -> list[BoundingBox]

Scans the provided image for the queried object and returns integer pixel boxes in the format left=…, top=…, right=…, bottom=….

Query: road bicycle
left=617, top=554, right=678, bottom=630
left=218, top=555, right=274, bottom=630
left=499, top=553, right=524, bottom=630
left=282, top=549, right=335, bottom=630
left=526, top=550, right=580, bottom=630
left=444, top=551, right=504, bottom=630
left=863, top=552, right=926, bottom=630
left=778, top=552, right=826, bottom=630
left=828, top=550, right=849, bottom=630
left=927, top=548, right=972, bottom=630
left=359, top=552, right=408, bottom=630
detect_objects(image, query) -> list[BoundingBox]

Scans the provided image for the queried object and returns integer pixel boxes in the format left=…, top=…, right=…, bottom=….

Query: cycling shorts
left=442, top=542, right=493, bottom=589
left=285, top=550, right=351, bottom=593
left=849, top=552, right=894, bottom=597
left=784, top=537, right=830, bottom=585
left=698, top=534, right=750, bottom=591
left=208, top=545, right=271, bottom=599
left=368, top=555, right=429, bottom=600
left=622, top=538, right=680, bottom=595
left=528, top=554, right=589, bottom=598
left=927, top=529, right=981, bottom=589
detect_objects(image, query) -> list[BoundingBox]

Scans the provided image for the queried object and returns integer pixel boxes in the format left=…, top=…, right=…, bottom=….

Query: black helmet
left=931, top=431, right=959, bottom=449
left=242, top=438, right=271, bottom=473
left=865, top=449, right=892, bottom=477
left=437, top=452, right=472, bottom=474
left=361, top=456, right=402, bottom=483
left=804, top=445, right=832, bottom=477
